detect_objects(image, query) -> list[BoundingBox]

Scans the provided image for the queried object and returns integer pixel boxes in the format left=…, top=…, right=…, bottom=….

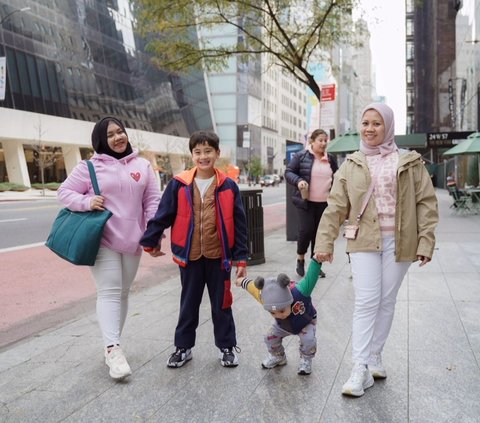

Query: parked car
left=260, top=175, right=276, bottom=187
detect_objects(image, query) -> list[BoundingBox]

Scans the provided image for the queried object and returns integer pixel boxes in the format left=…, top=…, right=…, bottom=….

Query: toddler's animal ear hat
left=254, top=273, right=293, bottom=311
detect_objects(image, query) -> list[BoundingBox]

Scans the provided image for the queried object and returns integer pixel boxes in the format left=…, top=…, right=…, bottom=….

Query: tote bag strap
left=86, top=160, right=101, bottom=196
left=356, top=158, right=384, bottom=222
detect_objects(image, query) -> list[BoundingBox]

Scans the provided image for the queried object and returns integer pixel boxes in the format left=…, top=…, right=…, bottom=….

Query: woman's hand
left=297, top=180, right=308, bottom=190
left=90, top=195, right=105, bottom=211
left=315, top=252, right=333, bottom=263
left=417, top=255, right=431, bottom=267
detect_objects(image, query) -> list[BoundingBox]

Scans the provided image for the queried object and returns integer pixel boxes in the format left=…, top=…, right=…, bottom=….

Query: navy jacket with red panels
left=140, top=167, right=248, bottom=271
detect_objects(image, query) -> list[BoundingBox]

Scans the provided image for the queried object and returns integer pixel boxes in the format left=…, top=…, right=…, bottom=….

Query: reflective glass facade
left=0, top=0, right=213, bottom=135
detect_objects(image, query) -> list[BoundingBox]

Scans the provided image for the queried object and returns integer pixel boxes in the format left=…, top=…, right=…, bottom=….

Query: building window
left=406, top=19, right=413, bottom=37
left=406, top=66, right=414, bottom=84
left=406, top=41, right=415, bottom=61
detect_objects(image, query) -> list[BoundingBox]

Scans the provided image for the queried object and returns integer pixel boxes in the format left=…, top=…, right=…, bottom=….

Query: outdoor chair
left=448, top=186, right=472, bottom=214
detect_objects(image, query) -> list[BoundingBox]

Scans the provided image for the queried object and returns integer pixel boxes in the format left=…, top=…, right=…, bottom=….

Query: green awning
left=327, top=133, right=360, bottom=153
left=395, top=133, right=426, bottom=148
left=327, top=132, right=426, bottom=154
left=443, top=132, right=480, bottom=155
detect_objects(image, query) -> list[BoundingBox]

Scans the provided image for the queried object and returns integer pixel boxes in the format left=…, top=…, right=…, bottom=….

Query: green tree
left=135, top=0, right=360, bottom=100
left=247, top=156, right=263, bottom=180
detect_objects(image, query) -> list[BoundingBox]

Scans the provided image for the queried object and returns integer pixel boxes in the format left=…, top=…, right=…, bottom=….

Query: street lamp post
left=0, top=7, right=30, bottom=108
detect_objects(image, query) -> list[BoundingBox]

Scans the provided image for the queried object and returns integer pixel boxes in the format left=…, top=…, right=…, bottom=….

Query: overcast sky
left=359, top=0, right=407, bottom=134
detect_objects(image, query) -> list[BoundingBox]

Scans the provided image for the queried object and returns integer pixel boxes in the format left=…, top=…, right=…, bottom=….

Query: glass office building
left=0, top=0, right=213, bottom=135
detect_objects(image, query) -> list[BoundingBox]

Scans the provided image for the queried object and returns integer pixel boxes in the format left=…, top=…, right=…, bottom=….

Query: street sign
left=426, top=131, right=474, bottom=147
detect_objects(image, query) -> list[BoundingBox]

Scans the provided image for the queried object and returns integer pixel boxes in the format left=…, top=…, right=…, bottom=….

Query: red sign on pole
left=321, top=84, right=336, bottom=102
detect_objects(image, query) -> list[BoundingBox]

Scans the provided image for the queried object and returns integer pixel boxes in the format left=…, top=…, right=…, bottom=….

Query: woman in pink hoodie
left=57, top=117, right=160, bottom=380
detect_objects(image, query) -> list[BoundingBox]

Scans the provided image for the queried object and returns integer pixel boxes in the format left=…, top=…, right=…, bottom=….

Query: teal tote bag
left=45, top=160, right=112, bottom=266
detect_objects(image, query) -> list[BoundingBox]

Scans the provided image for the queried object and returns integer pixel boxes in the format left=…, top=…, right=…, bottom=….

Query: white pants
left=90, top=247, right=141, bottom=347
left=349, top=236, right=411, bottom=364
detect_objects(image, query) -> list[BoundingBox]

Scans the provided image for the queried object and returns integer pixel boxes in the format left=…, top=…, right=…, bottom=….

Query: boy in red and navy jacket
left=140, top=130, right=248, bottom=368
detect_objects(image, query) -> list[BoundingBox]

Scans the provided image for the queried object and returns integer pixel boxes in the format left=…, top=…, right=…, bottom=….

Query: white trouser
left=349, top=236, right=411, bottom=364
left=90, top=247, right=141, bottom=347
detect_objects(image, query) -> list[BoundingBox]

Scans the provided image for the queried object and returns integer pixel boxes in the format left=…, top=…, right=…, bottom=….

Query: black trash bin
left=240, top=188, right=265, bottom=265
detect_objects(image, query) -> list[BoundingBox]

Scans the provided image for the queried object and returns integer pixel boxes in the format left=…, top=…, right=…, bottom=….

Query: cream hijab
left=359, top=103, right=398, bottom=156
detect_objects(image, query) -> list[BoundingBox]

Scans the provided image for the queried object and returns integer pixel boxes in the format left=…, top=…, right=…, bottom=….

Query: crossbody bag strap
left=86, top=160, right=101, bottom=196
left=356, top=158, right=384, bottom=222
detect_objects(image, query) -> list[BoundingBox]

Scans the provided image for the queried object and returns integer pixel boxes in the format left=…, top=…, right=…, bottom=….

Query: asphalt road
left=0, top=185, right=286, bottom=250
left=0, top=199, right=61, bottom=249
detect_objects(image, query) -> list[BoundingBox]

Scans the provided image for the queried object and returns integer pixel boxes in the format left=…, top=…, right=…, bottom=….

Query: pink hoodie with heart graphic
left=57, top=150, right=161, bottom=255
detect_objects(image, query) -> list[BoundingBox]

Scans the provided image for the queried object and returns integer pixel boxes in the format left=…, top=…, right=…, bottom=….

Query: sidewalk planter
left=240, top=188, right=265, bottom=265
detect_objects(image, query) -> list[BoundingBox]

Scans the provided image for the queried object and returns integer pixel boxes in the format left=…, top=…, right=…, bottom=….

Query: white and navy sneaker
left=167, top=348, right=192, bottom=368
left=219, top=347, right=239, bottom=367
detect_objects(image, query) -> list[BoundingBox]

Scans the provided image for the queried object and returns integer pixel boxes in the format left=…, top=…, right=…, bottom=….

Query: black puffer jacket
left=284, top=149, right=338, bottom=210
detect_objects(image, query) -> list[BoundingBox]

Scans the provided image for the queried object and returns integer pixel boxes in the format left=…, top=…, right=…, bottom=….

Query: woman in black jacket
left=285, top=129, right=338, bottom=277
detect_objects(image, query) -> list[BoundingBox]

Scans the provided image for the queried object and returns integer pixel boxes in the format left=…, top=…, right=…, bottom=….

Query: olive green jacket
left=314, top=150, right=438, bottom=262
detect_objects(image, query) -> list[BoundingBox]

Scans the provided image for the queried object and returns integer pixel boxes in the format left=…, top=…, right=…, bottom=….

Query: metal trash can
left=240, top=188, right=265, bottom=265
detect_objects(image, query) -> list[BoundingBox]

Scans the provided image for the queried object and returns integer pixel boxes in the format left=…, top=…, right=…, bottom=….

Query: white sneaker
left=368, top=353, right=387, bottom=379
left=342, top=363, right=374, bottom=397
left=262, top=353, right=287, bottom=369
left=105, top=346, right=132, bottom=380
left=297, top=356, right=312, bottom=375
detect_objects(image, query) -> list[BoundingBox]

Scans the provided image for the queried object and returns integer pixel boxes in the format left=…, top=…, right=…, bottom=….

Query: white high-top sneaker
left=105, top=346, right=132, bottom=380
left=342, top=363, right=374, bottom=397
left=368, top=353, right=387, bottom=379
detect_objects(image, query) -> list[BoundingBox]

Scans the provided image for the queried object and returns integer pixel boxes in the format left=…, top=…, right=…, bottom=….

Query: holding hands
left=236, top=265, right=246, bottom=280
left=143, top=234, right=167, bottom=257
left=315, top=252, right=333, bottom=263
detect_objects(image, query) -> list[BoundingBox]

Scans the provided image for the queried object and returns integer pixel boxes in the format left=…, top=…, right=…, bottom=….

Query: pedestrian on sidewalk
left=57, top=116, right=161, bottom=380
left=236, top=258, right=322, bottom=375
left=140, top=130, right=248, bottom=368
left=314, top=103, right=438, bottom=397
left=285, top=129, right=338, bottom=278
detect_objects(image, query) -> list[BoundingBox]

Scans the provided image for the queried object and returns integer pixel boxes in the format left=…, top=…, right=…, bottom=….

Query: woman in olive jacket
left=314, top=103, right=438, bottom=398
left=285, top=129, right=338, bottom=277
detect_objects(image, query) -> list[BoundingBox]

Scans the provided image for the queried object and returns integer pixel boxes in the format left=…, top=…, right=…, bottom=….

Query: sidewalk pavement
left=1, top=189, right=479, bottom=423
left=0, top=189, right=58, bottom=201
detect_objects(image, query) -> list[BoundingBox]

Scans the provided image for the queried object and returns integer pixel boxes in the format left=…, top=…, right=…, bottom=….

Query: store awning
left=443, top=132, right=480, bottom=156
left=327, top=132, right=426, bottom=154
left=395, top=133, right=426, bottom=148
left=327, top=133, right=360, bottom=153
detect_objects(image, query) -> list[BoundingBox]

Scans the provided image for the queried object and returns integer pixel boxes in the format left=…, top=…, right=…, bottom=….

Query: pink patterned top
left=366, top=152, right=399, bottom=236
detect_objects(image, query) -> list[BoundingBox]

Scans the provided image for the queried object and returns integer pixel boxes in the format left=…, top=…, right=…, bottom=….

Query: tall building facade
left=333, top=19, right=375, bottom=136
left=199, top=22, right=306, bottom=177
left=406, top=0, right=459, bottom=134
left=0, top=0, right=213, bottom=186
left=455, top=0, right=480, bottom=132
